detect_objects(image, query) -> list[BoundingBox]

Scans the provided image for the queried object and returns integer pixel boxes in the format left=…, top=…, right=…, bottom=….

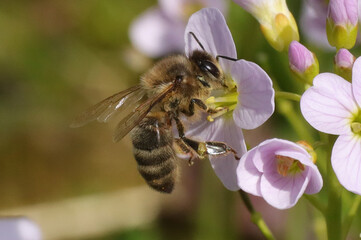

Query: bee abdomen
left=131, top=116, right=177, bottom=193
left=133, top=146, right=177, bottom=193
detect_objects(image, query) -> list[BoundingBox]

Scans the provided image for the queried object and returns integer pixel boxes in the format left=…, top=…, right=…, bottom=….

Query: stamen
left=276, top=155, right=305, bottom=176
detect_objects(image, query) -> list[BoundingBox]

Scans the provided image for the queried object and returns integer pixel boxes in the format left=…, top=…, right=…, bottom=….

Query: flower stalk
left=238, top=190, right=275, bottom=240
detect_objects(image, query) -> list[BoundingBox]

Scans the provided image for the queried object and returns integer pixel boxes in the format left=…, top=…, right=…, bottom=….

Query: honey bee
left=71, top=32, right=239, bottom=193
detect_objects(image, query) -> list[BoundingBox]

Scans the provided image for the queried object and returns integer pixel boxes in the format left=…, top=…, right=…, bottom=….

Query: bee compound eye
left=199, top=60, right=220, bottom=78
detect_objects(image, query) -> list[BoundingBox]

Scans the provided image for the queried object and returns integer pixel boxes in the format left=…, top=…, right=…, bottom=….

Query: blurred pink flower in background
left=300, top=0, right=330, bottom=49
left=237, top=139, right=323, bottom=209
left=0, top=218, right=42, bottom=240
left=129, top=0, right=227, bottom=58
left=184, top=8, right=274, bottom=191
left=301, top=57, right=361, bottom=195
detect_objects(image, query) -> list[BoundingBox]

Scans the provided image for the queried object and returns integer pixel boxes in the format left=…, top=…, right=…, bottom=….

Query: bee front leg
left=183, top=98, right=208, bottom=117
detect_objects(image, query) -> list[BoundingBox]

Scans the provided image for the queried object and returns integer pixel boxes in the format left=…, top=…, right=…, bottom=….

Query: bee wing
left=71, top=85, right=147, bottom=128
left=113, top=83, right=175, bottom=142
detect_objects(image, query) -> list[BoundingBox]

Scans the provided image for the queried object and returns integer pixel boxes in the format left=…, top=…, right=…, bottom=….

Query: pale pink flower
left=301, top=57, right=361, bottom=195
left=0, top=218, right=42, bottom=240
left=184, top=8, right=275, bottom=190
left=237, top=139, right=323, bottom=209
left=129, top=0, right=227, bottom=57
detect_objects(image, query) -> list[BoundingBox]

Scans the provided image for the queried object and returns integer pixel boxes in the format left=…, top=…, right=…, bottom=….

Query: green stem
left=238, top=190, right=275, bottom=240
left=277, top=99, right=314, bottom=142
left=325, top=135, right=342, bottom=240
left=303, top=194, right=326, bottom=214
left=342, top=195, right=361, bottom=239
left=275, top=91, right=301, bottom=102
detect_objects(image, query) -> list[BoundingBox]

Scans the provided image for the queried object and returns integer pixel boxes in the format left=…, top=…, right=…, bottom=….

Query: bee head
left=189, top=50, right=224, bottom=88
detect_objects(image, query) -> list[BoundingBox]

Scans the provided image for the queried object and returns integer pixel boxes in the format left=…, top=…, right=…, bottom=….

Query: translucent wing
left=113, top=83, right=175, bottom=142
left=71, top=85, right=147, bottom=128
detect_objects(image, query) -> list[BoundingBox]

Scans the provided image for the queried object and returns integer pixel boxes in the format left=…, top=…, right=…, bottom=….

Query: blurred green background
left=0, top=0, right=361, bottom=239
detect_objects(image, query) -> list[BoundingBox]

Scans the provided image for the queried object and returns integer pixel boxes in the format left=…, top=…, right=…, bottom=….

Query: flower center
left=205, top=83, right=238, bottom=122
left=351, top=110, right=361, bottom=135
left=276, top=155, right=305, bottom=177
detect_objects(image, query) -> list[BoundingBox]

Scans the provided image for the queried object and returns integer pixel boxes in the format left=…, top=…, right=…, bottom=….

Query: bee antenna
left=216, top=55, right=238, bottom=62
left=189, top=32, right=205, bottom=51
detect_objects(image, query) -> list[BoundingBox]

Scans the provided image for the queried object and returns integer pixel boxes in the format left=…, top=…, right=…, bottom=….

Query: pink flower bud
left=288, top=41, right=319, bottom=85
left=326, top=0, right=358, bottom=49
left=334, top=48, right=356, bottom=81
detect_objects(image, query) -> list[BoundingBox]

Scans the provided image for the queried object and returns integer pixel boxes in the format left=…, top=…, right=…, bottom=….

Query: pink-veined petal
left=184, top=8, right=236, bottom=73
left=129, top=8, right=185, bottom=57
left=186, top=116, right=246, bottom=190
left=332, top=134, right=361, bottom=195
left=301, top=73, right=357, bottom=135
left=208, top=118, right=246, bottom=191
left=253, top=139, right=297, bottom=173
left=231, top=60, right=275, bottom=130
left=260, top=168, right=311, bottom=209
left=352, top=57, right=361, bottom=108
left=237, top=146, right=262, bottom=196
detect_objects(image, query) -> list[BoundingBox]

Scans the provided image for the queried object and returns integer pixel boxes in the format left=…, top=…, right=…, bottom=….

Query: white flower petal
left=301, top=73, right=356, bottom=135
left=261, top=169, right=311, bottom=209
left=129, top=8, right=185, bottom=57
left=352, top=57, right=361, bottom=108
left=332, top=134, right=361, bottom=195
left=184, top=8, right=237, bottom=72
left=253, top=138, right=295, bottom=173
left=237, top=146, right=262, bottom=196
left=185, top=116, right=246, bottom=191
left=231, top=60, right=275, bottom=130
left=207, top=118, right=247, bottom=191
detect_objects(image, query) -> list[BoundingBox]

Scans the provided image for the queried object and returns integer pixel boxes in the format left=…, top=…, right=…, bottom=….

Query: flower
left=129, top=0, right=227, bottom=57
left=233, top=0, right=299, bottom=52
left=288, top=41, right=319, bottom=85
left=237, top=139, right=323, bottom=209
left=300, top=0, right=332, bottom=50
left=184, top=8, right=275, bottom=190
left=300, top=57, right=361, bottom=195
left=334, top=48, right=356, bottom=81
left=326, top=0, right=358, bottom=49
left=0, top=217, right=42, bottom=240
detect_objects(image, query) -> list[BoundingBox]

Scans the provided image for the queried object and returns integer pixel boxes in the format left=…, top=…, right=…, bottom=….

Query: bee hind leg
left=182, top=137, right=240, bottom=161
left=173, top=116, right=239, bottom=161
left=173, top=138, right=202, bottom=166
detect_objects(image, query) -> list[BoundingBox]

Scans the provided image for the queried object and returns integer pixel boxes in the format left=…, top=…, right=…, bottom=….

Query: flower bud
left=334, top=48, right=355, bottom=81
left=326, top=0, right=358, bottom=49
left=233, top=0, right=299, bottom=52
left=297, top=140, right=317, bottom=163
left=288, top=41, right=319, bottom=85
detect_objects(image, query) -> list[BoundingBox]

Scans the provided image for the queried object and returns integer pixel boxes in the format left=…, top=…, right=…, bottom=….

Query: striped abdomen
left=131, top=116, right=177, bottom=193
